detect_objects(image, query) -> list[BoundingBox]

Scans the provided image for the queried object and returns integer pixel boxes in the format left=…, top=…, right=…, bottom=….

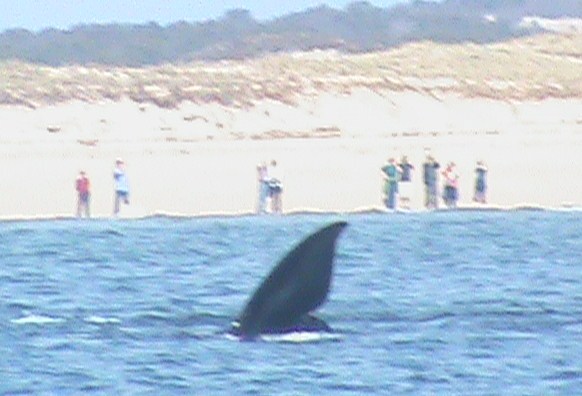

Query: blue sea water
left=1, top=210, right=581, bottom=395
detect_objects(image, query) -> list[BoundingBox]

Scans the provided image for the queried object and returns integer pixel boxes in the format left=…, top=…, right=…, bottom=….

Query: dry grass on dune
left=1, top=33, right=581, bottom=109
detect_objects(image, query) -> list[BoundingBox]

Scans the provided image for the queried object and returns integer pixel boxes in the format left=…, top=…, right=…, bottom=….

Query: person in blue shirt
left=113, top=158, right=130, bottom=216
left=381, top=158, right=401, bottom=210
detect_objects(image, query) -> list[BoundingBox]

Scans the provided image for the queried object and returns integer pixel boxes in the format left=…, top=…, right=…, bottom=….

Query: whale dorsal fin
left=235, top=221, right=347, bottom=338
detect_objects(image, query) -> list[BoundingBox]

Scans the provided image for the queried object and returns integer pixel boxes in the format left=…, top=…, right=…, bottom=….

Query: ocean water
left=1, top=210, right=581, bottom=395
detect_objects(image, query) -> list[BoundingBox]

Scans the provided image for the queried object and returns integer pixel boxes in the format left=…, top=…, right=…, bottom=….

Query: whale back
left=235, top=221, right=347, bottom=338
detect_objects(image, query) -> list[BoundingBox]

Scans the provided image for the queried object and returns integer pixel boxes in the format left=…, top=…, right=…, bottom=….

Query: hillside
left=0, top=0, right=580, bottom=66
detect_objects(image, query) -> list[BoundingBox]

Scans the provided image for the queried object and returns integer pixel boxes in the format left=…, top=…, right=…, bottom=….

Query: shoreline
left=1, top=204, right=581, bottom=223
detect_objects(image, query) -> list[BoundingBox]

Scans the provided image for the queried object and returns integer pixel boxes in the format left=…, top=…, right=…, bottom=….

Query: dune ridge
left=1, top=33, right=581, bottom=110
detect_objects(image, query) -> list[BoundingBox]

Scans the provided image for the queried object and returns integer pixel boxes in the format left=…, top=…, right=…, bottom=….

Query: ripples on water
left=1, top=211, right=581, bottom=394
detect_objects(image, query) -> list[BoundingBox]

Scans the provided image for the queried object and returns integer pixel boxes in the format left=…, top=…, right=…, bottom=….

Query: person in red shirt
left=75, top=171, right=91, bottom=218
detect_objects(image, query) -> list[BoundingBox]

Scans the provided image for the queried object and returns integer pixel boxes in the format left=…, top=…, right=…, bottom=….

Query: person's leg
left=395, top=184, right=399, bottom=209
left=393, top=184, right=398, bottom=210
left=430, top=184, right=438, bottom=209
left=481, top=185, right=487, bottom=203
left=388, top=184, right=396, bottom=209
left=274, top=192, right=282, bottom=213
left=400, top=182, right=409, bottom=209
left=77, top=195, right=82, bottom=217
left=85, top=195, right=91, bottom=218
left=114, top=192, right=120, bottom=215
left=424, top=185, right=430, bottom=208
left=260, top=183, right=269, bottom=213
left=257, top=184, right=263, bottom=213
left=427, top=185, right=432, bottom=208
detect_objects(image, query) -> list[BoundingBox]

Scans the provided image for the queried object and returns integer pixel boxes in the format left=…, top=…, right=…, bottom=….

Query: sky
left=0, top=0, right=428, bottom=32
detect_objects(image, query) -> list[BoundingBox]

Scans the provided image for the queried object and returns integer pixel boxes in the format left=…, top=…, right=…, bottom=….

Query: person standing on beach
left=381, top=158, right=401, bottom=210
left=423, top=154, right=440, bottom=209
left=75, top=170, right=91, bottom=218
left=268, top=160, right=283, bottom=214
left=113, top=158, right=130, bottom=216
left=256, top=161, right=269, bottom=214
left=398, top=155, right=415, bottom=209
left=442, top=162, right=460, bottom=208
left=473, top=160, right=488, bottom=204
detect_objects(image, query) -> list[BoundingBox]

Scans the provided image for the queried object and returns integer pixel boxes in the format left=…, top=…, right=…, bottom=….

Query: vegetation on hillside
left=0, top=0, right=580, bottom=66
left=1, top=33, right=580, bottom=108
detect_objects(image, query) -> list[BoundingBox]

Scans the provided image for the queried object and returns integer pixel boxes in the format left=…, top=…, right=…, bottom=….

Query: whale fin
left=234, top=221, right=347, bottom=338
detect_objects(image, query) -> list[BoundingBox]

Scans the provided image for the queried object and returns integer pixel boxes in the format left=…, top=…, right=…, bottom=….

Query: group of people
left=381, top=152, right=488, bottom=210
left=381, top=156, right=415, bottom=210
left=256, top=160, right=283, bottom=214
left=75, top=153, right=487, bottom=217
left=75, top=158, right=130, bottom=218
left=78, top=157, right=283, bottom=218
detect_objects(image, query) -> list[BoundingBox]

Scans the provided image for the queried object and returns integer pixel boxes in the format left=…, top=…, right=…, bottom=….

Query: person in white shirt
left=267, top=160, right=283, bottom=214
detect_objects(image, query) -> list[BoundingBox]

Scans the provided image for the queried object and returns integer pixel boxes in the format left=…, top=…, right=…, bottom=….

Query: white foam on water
left=11, top=314, right=64, bottom=325
left=84, top=315, right=121, bottom=325
left=261, top=332, right=343, bottom=343
left=224, top=333, right=240, bottom=342
left=224, top=330, right=342, bottom=343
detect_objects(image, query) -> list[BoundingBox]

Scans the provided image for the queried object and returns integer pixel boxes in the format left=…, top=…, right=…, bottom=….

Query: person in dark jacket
left=473, top=160, right=488, bottom=204
left=423, top=154, right=440, bottom=209
left=398, top=155, right=415, bottom=209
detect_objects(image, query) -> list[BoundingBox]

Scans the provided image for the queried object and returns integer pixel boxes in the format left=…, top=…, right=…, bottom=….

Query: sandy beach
left=1, top=34, right=581, bottom=219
